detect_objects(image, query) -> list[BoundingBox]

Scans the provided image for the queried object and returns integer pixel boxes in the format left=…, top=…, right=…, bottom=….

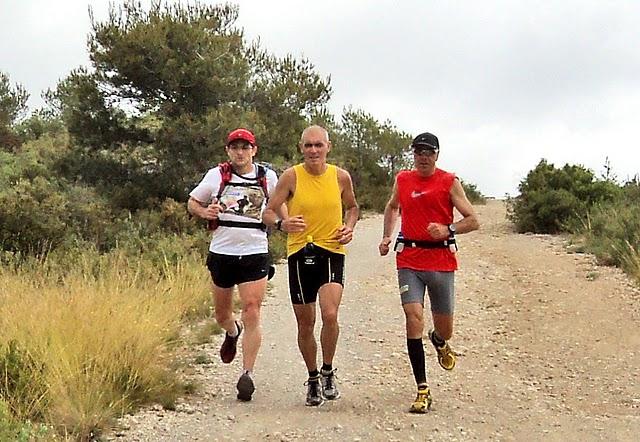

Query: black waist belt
left=217, top=220, right=266, bottom=230
left=398, top=238, right=449, bottom=249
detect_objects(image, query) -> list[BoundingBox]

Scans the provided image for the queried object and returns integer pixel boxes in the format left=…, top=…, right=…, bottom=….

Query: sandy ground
left=112, top=200, right=640, bottom=441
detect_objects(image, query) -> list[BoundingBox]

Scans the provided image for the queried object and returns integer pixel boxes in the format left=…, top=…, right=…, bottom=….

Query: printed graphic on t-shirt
left=219, top=184, right=265, bottom=220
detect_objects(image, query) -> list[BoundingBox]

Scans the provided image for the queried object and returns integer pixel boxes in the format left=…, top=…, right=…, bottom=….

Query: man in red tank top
left=378, top=131, right=479, bottom=413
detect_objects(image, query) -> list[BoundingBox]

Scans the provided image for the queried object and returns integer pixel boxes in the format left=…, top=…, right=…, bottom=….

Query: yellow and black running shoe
left=428, top=329, right=456, bottom=370
left=409, top=385, right=432, bottom=413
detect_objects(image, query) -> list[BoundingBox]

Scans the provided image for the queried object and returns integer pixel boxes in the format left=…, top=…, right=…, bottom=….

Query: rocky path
left=114, top=200, right=640, bottom=441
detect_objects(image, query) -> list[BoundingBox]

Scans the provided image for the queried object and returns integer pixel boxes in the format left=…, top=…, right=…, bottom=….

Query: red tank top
left=396, top=168, right=458, bottom=271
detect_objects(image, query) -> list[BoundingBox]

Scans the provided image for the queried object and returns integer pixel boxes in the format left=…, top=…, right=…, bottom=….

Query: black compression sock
left=431, top=330, right=445, bottom=346
left=407, top=338, right=427, bottom=386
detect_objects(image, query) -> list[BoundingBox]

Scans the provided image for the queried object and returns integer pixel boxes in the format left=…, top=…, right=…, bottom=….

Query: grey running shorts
left=397, top=268, right=455, bottom=315
left=287, top=246, right=345, bottom=305
left=206, top=252, right=269, bottom=289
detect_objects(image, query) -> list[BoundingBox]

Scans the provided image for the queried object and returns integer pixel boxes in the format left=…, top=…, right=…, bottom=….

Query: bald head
left=300, top=125, right=330, bottom=144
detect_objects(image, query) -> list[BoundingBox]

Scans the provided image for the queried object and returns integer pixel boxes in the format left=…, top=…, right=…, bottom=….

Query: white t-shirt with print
left=190, top=164, right=278, bottom=255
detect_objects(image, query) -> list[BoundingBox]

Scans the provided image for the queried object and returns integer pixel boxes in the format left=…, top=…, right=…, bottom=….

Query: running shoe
left=409, top=385, right=432, bottom=413
left=220, top=320, right=243, bottom=364
left=428, top=329, right=456, bottom=370
left=320, top=368, right=340, bottom=400
left=304, top=376, right=324, bottom=406
left=236, top=370, right=255, bottom=402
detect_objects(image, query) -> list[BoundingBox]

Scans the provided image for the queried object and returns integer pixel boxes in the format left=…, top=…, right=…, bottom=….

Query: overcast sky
left=2, top=0, right=639, bottom=196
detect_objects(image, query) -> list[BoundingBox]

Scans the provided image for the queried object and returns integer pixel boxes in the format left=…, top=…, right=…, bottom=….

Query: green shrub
left=461, top=180, right=486, bottom=205
left=0, top=400, right=50, bottom=442
left=0, top=175, right=113, bottom=253
left=507, top=159, right=621, bottom=233
left=576, top=180, right=640, bottom=282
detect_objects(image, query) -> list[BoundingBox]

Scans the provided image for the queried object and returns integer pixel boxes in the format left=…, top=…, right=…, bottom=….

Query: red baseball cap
left=227, top=128, right=256, bottom=146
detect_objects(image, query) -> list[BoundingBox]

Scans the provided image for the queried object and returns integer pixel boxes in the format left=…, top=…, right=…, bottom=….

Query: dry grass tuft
left=0, top=249, right=211, bottom=438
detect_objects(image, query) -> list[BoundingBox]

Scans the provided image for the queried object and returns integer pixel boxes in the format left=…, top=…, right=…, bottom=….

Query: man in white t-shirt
left=188, top=128, right=284, bottom=402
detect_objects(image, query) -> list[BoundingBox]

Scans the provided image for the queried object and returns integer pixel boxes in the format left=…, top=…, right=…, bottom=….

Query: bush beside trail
left=507, top=159, right=640, bottom=284
left=461, top=180, right=487, bottom=205
left=577, top=181, right=640, bottom=281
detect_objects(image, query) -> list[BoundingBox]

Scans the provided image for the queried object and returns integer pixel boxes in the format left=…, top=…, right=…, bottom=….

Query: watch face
left=448, top=224, right=456, bottom=233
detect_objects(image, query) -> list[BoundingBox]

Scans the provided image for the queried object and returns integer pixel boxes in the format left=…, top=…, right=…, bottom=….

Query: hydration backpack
left=208, top=161, right=269, bottom=231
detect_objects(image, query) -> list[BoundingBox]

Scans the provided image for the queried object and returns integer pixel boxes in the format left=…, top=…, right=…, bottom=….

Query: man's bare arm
left=335, top=168, right=359, bottom=244
left=262, top=168, right=306, bottom=233
left=449, top=178, right=479, bottom=234
left=379, top=179, right=400, bottom=256
left=188, top=196, right=222, bottom=220
left=426, top=178, right=479, bottom=240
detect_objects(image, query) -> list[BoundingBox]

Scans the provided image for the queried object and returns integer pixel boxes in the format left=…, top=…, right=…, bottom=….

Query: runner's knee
left=241, top=301, right=261, bottom=327
left=405, top=309, right=424, bottom=330
left=215, top=308, right=232, bottom=325
left=320, top=308, right=339, bottom=325
left=296, top=317, right=315, bottom=335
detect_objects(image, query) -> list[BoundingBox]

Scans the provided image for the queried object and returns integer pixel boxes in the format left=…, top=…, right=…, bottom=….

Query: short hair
left=300, top=125, right=330, bottom=144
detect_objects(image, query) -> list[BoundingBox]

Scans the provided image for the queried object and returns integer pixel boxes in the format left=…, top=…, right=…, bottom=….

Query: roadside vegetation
left=0, top=247, right=210, bottom=439
left=461, top=180, right=487, bottom=205
left=507, top=159, right=640, bottom=283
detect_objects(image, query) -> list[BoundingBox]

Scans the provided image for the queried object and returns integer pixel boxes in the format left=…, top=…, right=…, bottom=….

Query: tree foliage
left=507, top=159, right=621, bottom=233
left=330, top=108, right=412, bottom=210
left=0, top=72, right=29, bottom=151
left=46, top=1, right=332, bottom=210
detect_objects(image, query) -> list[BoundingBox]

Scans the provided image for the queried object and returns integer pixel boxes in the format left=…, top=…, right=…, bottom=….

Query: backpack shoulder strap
left=256, top=164, right=269, bottom=198
left=216, top=161, right=233, bottom=199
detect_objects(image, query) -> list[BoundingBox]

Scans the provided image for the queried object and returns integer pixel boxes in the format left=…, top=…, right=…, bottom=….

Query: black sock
left=431, top=330, right=445, bottom=346
left=308, top=369, right=319, bottom=379
left=407, top=338, right=427, bottom=386
left=321, top=363, right=333, bottom=373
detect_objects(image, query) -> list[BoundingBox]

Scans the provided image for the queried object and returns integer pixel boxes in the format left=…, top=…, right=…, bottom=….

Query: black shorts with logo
left=287, top=246, right=345, bottom=305
left=206, top=252, right=270, bottom=289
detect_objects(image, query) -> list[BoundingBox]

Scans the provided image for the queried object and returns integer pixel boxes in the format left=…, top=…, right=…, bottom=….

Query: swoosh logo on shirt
left=411, top=190, right=426, bottom=198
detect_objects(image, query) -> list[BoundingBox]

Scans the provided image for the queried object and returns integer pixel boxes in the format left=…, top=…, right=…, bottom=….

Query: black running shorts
left=287, top=246, right=345, bottom=305
left=206, top=252, right=270, bottom=289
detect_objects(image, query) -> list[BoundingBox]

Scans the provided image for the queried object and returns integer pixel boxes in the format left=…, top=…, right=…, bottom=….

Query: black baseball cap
left=411, top=132, right=439, bottom=151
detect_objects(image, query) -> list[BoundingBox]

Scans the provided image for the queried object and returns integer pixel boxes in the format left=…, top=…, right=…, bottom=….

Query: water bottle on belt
left=447, top=224, right=457, bottom=254
left=393, top=232, right=405, bottom=253
left=303, top=235, right=316, bottom=265
left=448, top=237, right=458, bottom=253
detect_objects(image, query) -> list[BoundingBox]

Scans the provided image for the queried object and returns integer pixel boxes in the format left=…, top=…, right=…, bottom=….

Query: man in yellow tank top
left=263, top=125, right=359, bottom=406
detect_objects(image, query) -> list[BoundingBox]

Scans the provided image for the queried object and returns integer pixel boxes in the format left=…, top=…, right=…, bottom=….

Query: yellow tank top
left=287, top=164, right=345, bottom=256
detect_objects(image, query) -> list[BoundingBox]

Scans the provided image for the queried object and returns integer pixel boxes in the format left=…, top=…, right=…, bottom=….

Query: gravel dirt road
left=114, top=200, right=640, bottom=441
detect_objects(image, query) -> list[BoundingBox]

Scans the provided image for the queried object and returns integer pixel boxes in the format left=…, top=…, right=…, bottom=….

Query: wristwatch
left=447, top=223, right=456, bottom=235
left=275, top=219, right=283, bottom=231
